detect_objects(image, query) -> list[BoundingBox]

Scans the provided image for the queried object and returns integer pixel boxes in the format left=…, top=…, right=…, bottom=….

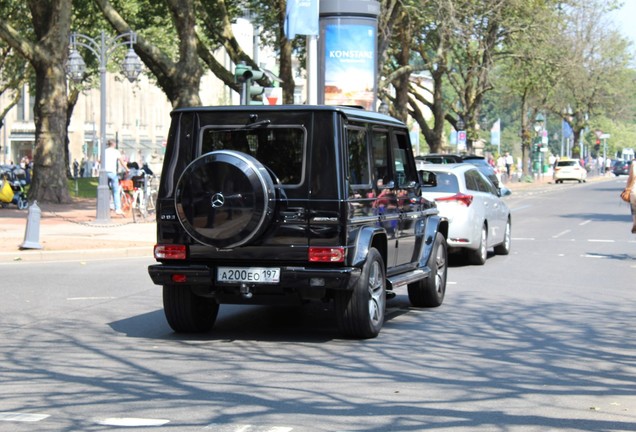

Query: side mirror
left=499, top=187, right=512, bottom=197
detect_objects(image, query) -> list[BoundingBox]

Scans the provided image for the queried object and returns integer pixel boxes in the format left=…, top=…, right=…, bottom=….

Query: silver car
left=421, top=163, right=512, bottom=265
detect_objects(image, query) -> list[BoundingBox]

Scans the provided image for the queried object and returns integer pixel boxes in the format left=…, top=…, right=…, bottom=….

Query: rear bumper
left=148, top=263, right=361, bottom=299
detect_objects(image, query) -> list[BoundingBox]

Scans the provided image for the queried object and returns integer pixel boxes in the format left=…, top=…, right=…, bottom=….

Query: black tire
left=408, top=232, right=447, bottom=307
left=334, top=248, right=386, bottom=339
left=175, top=150, right=276, bottom=248
left=493, top=218, right=511, bottom=255
left=163, top=285, right=219, bottom=333
left=468, top=224, right=488, bottom=265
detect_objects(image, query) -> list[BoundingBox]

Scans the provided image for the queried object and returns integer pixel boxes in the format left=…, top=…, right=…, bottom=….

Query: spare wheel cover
left=175, top=150, right=276, bottom=248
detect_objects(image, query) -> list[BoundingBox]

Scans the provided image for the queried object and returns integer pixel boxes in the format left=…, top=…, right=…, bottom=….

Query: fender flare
left=348, top=226, right=388, bottom=269
left=418, top=214, right=447, bottom=268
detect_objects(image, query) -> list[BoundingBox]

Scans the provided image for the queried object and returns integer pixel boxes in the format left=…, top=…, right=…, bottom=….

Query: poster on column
left=323, top=23, right=376, bottom=110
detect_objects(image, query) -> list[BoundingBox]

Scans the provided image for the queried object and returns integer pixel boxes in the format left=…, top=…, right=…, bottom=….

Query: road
left=1, top=177, right=635, bottom=431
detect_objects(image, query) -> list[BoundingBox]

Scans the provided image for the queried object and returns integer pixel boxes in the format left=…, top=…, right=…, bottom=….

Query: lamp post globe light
left=66, top=30, right=143, bottom=223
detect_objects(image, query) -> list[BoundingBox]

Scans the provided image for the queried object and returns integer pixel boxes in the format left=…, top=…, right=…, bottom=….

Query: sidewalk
left=0, top=173, right=617, bottom=263
left=0, top=198, right=156, bottom=263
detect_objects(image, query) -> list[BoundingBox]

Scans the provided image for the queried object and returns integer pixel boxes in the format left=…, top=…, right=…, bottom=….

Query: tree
left=0, top=0, right=73, bottom=203
left=94, top=0, right=203, bottom=108
left=548, top=0, right=633, bottom=159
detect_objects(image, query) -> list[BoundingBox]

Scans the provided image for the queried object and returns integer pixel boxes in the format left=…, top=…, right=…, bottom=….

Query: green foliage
left=67, top=177, right=100, bottom=198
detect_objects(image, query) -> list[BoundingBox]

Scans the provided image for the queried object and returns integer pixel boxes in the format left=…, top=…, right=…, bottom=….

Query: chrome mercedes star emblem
left=211, top=192, right=225, bottom=208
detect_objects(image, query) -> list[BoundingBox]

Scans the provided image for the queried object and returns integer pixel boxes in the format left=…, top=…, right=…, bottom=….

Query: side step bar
left=386, top=267, right=431, bottom=296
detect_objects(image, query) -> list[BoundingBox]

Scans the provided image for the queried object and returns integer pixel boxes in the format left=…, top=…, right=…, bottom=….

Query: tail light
left=309, top=247, right=345, bottom=263
left=154, top=244, right=187, bottom=260
left=436, top=193, right=473, bottom=206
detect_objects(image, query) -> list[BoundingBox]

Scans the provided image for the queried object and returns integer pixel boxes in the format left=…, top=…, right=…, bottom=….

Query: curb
left=0, top=245, right=154, bottom=264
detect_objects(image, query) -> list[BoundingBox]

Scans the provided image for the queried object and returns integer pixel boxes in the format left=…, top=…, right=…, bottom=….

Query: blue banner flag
left=562, top=120, right=573, bottom=139
left=286, top=0, right=319, bottom=38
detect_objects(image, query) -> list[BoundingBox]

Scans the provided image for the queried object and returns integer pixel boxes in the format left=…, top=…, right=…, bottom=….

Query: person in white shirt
left=104, top=139, right=128, bottom=215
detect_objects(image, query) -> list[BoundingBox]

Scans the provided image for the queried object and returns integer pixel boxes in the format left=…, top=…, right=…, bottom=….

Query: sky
left=612, top=1, right=636, bottom=46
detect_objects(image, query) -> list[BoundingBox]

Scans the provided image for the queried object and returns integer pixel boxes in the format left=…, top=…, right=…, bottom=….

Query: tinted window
left=392, top=133, right=417, bottom=188
left=464, top=170, right=481, bottom=192
left=557, top=161, right=577, bottom=167
left=200, top=126, right=304, bottom=185
left=347, top=127, right=370, bottom=186
left=371, top=130, right=390, bottom=186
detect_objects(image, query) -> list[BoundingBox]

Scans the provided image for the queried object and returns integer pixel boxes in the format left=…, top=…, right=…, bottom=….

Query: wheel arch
left=349, top=226, right=388, bottom=269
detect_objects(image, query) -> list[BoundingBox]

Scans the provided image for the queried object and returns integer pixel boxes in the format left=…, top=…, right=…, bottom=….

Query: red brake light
left=436, top=193, right=473, bottom=206
left=309, top=247, right=345, bottom=263
left=154, top=244, right=187, bottom=260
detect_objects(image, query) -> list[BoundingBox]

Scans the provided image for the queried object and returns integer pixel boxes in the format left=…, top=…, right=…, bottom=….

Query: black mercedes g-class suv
left=148, top=105, right=448, bottom=338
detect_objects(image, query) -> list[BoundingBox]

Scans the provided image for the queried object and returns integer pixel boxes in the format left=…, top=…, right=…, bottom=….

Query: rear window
left=557, top=161, right=577, bottom=167
left=199, top=126, right=305, bottom=185
left=425, top=172, right=459, bottom=193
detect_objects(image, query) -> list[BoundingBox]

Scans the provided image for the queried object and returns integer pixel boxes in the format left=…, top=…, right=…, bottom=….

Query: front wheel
left=408, top=232, right=447, bottom=307
left=334, top=248, right=386, bottom=339
left=163, top=285, right=219, bottom=333
left=17, top=197, right=28, bottom=210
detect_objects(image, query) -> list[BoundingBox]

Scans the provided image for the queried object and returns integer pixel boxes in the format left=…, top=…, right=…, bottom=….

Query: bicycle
left=119, top=179, right=134, bottom=215
left=130, top=174, right=159, bottom=223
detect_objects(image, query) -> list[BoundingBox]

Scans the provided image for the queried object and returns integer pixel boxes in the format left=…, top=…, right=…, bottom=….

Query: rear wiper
left=245, top=119, right=271, bottom=129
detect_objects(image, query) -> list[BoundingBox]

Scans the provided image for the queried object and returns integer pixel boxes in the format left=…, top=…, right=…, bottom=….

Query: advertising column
left=318, top=0, right=380, bottom=110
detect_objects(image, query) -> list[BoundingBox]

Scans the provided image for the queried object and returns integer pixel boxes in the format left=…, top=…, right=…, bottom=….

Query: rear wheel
left=120, top=190, right=132, bottom=213
left=468, top=225, right=488, bottom=265
left=335, top=248, right=386, bottom=339
left=494, top=218, right=511, bottom=255
left=163, top=285, right=219, bottom=333
left=408, top=232, right=447, bottom=307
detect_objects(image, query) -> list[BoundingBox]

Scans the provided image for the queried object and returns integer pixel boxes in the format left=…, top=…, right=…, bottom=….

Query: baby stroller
left=0, top=166, right=29, bottom=209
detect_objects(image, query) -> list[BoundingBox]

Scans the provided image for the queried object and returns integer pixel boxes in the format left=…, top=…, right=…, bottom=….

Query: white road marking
left=552, top=229, right=571, bottom=238
left=0, top=412, right=50, bottom=422
left=204, top=425, right=293, bottom=431
left=579, top=220, right=592, bottom=226
left=95, top=417, right=170, bottom=427
left=512, top=237, right=535, bottom=241
left=67, top=297, right=116, bottom=301
left=584, top=254, right=607, bottom=259
left=587, top=239, right=614, bottom=243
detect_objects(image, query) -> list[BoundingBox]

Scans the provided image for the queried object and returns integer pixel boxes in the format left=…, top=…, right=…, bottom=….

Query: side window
left=347, top=127, right=370, bottom=186
left=392, top=132, right=417, bottom=188
left=371, top=129, right=390, bottom=186
left=475, top=171, right=497, bottom=194
left=464, top=170, right=480, bottom=192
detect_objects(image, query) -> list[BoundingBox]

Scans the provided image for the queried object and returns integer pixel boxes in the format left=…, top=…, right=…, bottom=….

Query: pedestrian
left=104, top=139, right=128, bottom=215
left=504, top=152, right=513, bottom=180
left=73, top=159, right=79, bottom=178
left=624, top=159, right=636, bottom=234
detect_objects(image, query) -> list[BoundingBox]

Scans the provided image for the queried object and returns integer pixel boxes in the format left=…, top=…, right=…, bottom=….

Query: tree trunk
left=25, top=0, right=72, bottom=203
left=276, top=0, right=295, bottom=104
left=29, top=59, right=72, bottom=203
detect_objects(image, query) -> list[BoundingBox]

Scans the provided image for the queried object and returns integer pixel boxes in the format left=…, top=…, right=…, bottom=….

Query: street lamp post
left=533, top=113, right=545, bottom=176
left=66, top=30, right=143, bottom=223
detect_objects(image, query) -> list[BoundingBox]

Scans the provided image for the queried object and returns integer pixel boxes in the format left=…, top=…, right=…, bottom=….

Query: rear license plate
left=217, top=267, right=280, bottom=284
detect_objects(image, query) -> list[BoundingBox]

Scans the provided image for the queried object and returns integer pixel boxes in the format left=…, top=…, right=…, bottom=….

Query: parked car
left=461, top=155, right=501, bottom=189
left=419, top=153, right=500, bottom=189
left=421, top=163, right=511, bottom=265
left=148, top=105, right=449, bottom=339
left=553, top=158, right=587, bottom=183
left=612, top=160, right=632, bottom=176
